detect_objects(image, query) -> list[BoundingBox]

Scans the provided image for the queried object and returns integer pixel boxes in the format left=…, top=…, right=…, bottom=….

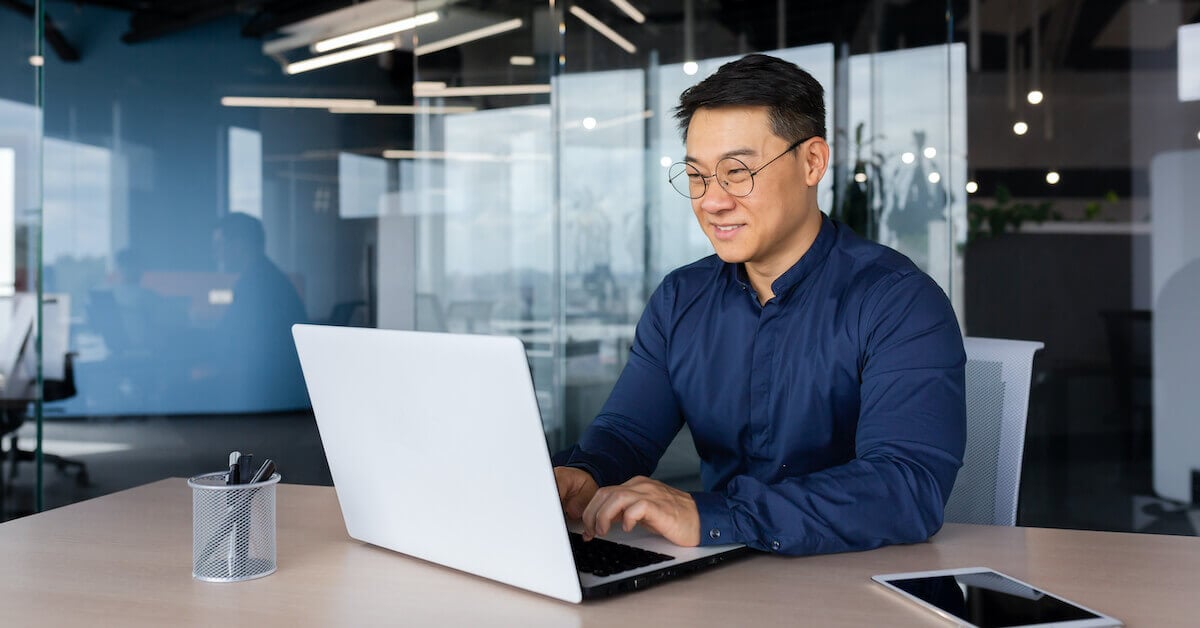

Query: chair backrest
left=944, top=336, right=1044, bottom=526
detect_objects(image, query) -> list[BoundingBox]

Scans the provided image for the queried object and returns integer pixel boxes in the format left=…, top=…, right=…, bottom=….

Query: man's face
left=684, top=106, right=818, bottom=270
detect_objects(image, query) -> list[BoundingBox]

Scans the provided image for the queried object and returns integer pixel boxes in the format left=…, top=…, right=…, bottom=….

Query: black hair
left=217, top=212, right=266, bottom=253
left=674, top=54, right=826, bottom=143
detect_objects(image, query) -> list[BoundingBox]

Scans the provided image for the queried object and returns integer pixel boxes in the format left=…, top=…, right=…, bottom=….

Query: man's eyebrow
left=684, top=147, right=759, bottom=164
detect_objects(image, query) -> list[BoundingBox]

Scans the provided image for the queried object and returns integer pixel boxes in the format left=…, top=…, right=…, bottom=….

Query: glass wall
left=3, top=0, right=1197, bottom=539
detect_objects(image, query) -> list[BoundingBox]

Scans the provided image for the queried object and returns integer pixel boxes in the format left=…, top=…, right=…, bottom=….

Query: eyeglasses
left=667, top=137, right=808, bottom=199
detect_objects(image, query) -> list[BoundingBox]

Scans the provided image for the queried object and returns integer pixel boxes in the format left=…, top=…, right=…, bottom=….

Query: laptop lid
left=292, top=324, right=583, bottom=603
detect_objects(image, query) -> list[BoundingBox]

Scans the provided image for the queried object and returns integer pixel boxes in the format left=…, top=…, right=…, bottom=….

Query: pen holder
left=188, top=471, right=281, bottom=582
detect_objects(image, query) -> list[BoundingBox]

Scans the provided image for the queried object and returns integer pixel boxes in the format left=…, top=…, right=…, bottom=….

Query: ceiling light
left=1013, top=121, right=1029, bottom=135
left=1027, top=90, right=1044, bottom=105
left=414, top=83, right=552, bottom=98
left=285, top=40, right=395, bottom=75
left=509, top=56, right=535, bottom=66
left=328, top=105, right=476, bottom=114
left=313, top=11, right=438, bottom=53
left=966, top=181, right=979, bottom=194
left=1196, top=129, right=1200, bottom=141
left=413, top=81, right=447, bottom=91
left=683, top=61, right=698, bottom=75
left=221, top=97, right=377, bottom=109
left=660, top=156, right=672, bottom=168
left=582, top=117, right=597, bottom=130
left=609, top=0, right=646, bottom=24
left=569, top=6, right=637, bottom=54
left=28, top=55, right=43, bottom=67
left=854, top=173, right=867, bottom=183
left=414, top=18, right=523, bottom=56
left=901, top=152, right=915, bottom=164
left=923, top=147, right=937, bottom=159
left=1046, top=171, right=1060, bottom=185
left=928, top=172, right=941, bottom=184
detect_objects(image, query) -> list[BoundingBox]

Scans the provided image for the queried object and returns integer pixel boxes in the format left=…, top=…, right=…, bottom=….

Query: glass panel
left=956, top=1, right=1200, bottom=534
left=1, top=1, right=45, bottom=520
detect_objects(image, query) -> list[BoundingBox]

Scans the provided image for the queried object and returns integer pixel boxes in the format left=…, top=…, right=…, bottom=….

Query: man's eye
left=687, top=174, right=704, bottom=180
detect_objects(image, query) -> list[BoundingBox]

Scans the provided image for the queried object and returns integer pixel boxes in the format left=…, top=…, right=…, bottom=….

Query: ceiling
left=22, top=0, right=1200, bottom=73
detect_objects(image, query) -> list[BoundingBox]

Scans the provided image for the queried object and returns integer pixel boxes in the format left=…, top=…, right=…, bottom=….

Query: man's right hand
left=554, top=466, right=599, bottom=520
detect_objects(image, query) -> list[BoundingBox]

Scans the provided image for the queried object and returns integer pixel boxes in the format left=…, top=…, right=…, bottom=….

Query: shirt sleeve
left=562, top=282, right=685, bottom=487
left=692, top=271, right=966, bottom=555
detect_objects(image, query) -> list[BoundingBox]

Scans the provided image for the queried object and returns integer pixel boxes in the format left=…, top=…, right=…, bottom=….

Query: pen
left=248, top=459, right=276, bottom=485
left=237, top=454, right=254, bottom=486
left=227, top=451, right=241, bottom=485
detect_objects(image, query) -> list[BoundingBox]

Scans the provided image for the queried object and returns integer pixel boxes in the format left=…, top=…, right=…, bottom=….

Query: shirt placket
left=748, top=301, right=777, bottom=467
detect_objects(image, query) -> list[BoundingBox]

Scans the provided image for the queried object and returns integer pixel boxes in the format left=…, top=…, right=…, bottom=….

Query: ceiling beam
left=0, top=0, right=81, bottom=61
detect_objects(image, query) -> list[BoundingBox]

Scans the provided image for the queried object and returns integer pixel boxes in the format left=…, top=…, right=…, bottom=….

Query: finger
left=582, top=487, right=621, bottom=540
left=622, top=500, right=651, bottom=532
left=593, top=490, right=644, bottom=538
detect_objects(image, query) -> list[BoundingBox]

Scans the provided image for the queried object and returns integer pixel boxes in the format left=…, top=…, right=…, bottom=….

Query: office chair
left=944, top=336, right=1044, bottom=526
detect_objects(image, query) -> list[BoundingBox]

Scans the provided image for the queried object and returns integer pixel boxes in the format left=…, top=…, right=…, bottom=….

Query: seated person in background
left=554, top=54, right=966, bottom=556
left=198, top=212, right=308, bottom=408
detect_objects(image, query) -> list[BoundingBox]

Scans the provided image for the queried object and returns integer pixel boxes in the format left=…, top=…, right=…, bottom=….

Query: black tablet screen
left=887, top=570, right=1102, bottom=628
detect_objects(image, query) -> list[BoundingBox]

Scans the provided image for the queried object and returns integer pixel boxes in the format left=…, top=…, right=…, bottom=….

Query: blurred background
left=1, top=0, right=1198, bottom=539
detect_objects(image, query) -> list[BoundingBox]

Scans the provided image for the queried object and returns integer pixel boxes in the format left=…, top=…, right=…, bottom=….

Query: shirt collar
left=729, top=213, right=836, bottom=300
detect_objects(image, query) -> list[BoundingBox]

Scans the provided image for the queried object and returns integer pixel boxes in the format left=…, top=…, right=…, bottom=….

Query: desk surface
left=2, top=479, right=1198, bottom=627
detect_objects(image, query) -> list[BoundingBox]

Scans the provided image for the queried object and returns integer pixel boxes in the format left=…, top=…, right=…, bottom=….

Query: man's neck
left=744, top=211, right=823, bottom=305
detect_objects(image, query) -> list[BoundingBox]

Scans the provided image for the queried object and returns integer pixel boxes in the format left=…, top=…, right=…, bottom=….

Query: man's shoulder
left=660, top=254, right=726, bottom=294
left=830, top=222, right=929, bottom=292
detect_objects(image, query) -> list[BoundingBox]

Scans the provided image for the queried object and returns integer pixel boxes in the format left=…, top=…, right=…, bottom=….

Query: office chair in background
left=944, top=336, right=1044, bottom=526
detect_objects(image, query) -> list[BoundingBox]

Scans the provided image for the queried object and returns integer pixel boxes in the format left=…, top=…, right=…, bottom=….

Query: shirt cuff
left=691, top=491, right=737, bottom=546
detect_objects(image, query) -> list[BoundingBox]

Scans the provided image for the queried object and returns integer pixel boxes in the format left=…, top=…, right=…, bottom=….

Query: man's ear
left=803, top=138, right=830, bottom=187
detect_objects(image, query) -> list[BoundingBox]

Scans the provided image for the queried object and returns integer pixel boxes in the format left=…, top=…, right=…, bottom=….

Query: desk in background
left=1, top=479, right=1198, bottom=626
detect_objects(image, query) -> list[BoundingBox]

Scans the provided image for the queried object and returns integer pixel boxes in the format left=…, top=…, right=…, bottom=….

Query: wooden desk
left=2, top=479, right=1198, bottom=626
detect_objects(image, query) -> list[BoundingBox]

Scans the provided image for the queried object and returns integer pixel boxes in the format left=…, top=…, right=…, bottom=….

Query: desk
left=2, top=479, right=1198, bottom=626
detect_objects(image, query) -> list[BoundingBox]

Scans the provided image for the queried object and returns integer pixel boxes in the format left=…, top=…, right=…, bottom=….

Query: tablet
left=872, top=567, right=1122, bottom=627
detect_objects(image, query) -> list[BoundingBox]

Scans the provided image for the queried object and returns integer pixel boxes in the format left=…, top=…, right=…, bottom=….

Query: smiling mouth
left=714, top=224, right=744, bottom=232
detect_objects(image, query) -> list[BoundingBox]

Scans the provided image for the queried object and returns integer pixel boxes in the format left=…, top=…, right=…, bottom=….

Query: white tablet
left=872, top=567, right=1122, bottom=627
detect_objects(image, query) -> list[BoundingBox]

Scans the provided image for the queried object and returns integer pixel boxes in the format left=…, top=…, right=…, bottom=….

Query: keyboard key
left=569, top=532, right=674, bottom=576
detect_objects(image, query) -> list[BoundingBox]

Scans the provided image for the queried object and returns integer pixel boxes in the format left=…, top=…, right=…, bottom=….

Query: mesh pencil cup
left=189, top=471, right=281, bottom=582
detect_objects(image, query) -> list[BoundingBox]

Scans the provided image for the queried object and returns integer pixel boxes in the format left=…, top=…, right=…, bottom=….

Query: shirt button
left=771, top=540, right=781, bottom=551
left=709, top=528, right=722, bottom=540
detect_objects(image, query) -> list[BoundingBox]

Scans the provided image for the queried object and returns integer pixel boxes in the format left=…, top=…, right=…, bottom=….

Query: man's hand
left=554, top=466, right=599, bottom=520
left=581, top=475, right=700, bottom=547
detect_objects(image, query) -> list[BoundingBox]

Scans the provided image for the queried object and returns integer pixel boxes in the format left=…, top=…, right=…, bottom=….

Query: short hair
left=217, top=212, right=266, bottom=253
left=674, top=54, right=826, bottom=143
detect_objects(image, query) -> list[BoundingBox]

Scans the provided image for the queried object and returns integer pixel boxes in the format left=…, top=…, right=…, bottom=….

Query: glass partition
left=7, top=0, right=1195, bottom=540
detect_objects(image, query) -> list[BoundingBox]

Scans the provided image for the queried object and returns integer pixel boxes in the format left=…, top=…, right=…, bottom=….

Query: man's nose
left=698, top=180, right=736, bottom=213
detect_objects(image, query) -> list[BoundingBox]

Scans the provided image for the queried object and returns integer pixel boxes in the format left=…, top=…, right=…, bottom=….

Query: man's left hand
left=580, top=476, right=700, bottom=547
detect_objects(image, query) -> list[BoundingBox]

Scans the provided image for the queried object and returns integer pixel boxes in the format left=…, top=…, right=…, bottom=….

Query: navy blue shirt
left=564, top=215, right=966, bottom=556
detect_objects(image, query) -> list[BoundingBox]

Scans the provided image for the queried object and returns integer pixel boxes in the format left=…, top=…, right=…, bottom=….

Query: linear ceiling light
left=609, top=0, right=646, bottom=24
left=413, top=83, right=552, bottom=98
left=329, top=105, right=476, bottom=114
left=313, top=11, right=439, bottom=53
left=285, top=40, right=396, bottom=75
left=569, top=6, right=636, bottom=54
left=414, top=18, right=523, bottom=56
left=509, top=55, right=535, bottom=66
left=221, top=97, right=377, bottom=109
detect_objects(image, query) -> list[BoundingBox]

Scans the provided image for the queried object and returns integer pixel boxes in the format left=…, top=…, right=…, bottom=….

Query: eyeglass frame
left=668, top=136, right=812, bottom=199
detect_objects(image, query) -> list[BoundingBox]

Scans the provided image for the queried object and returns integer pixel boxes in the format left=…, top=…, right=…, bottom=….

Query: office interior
left=0, top=0, right=1198, bottom=541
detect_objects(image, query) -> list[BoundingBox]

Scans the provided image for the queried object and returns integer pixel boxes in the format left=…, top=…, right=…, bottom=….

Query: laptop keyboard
left=569, top=532, right=675, bottom=577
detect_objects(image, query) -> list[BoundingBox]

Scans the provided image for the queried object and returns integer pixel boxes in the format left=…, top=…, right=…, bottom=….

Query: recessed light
left=966, top=181, right=979, bottom=194
left=582, top=117, right=597, bottom=130
left=683, top=61, right=698, bottom=75
left=928, top=172, right=941, bottom=184
left=1013, top=121, right=1029, bottom=136
left=854, top=173, right=867, bottom=183
left=660, top=156, right=672, bottom=168
left=1046, top=171, right=1060, bottom=185
left=1027, top=90, right=1044, bottom=105
left=901, top=152, right=915, bottom=164
left=923, top=147, right=937, bottom=159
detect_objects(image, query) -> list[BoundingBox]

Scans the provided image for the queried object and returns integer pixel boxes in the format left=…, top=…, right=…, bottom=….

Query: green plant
left=833, top=122, right=885, bottom=238
left=966, top=184, right=1060, bottom=242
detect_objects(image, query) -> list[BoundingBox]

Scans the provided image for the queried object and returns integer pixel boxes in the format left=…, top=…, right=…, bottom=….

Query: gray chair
left=944, top=336, right=1044, bottom=526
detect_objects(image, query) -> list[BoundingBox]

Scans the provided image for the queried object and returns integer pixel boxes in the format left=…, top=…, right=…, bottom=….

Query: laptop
left=292, top=324, right=749, bottom=603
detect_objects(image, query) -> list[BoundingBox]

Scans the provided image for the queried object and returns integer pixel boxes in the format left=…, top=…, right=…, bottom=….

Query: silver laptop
left=292, top=324, right=748, bottom=603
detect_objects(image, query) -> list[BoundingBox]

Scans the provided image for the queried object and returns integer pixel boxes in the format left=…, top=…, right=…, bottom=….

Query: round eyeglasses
left=667, top=138, right=808, bottom=199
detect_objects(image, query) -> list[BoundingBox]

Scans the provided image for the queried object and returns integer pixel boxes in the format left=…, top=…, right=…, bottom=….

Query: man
left=554, top=54, right=966, bottom=556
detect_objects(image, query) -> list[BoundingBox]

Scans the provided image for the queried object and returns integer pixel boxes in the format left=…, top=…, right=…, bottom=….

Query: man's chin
left=712, top=247, right=749, bottom=264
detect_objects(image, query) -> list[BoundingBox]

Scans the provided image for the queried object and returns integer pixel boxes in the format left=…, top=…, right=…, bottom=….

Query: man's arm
left=560, top=282, right=685, bottom=487
left=691, top=272, right=966, bottom=555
